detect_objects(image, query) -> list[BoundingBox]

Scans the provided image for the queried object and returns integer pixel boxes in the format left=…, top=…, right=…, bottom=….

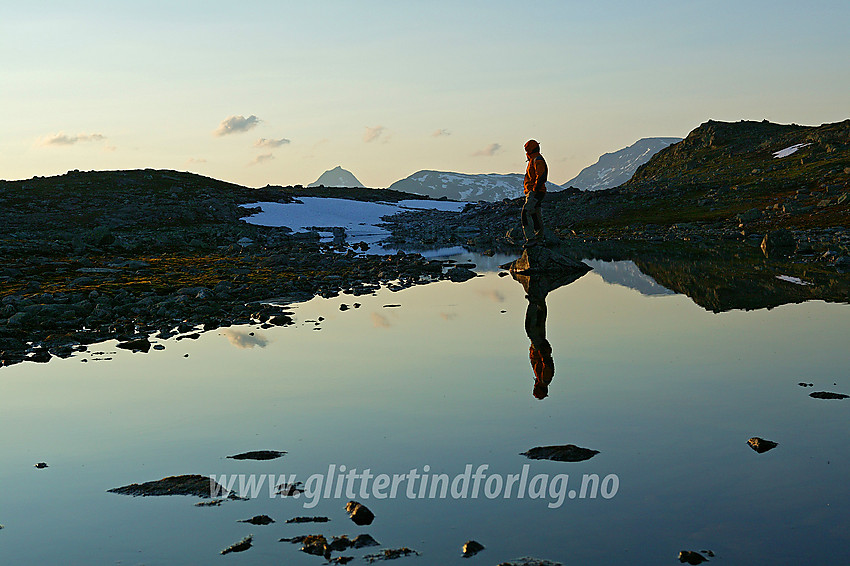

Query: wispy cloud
left=249, top=153, right=274, bottom=166
left=371, top=312, right=391, bottom=328
left=39, top=132, right=105, bottom=146
left=221, top=329, right=269, bottom=349
left=186, top=157, right=207, bottom=165
left=363, top=125, right=386, bottom=143
left=255, top=137, right=290, bottom=148
left=472, top=143, right=502, bottom=157
left=432, top=129, right=451, bottom=137
left=476, top=289, right=506, bottom=303
left=214, top=114, right=261, bottom=136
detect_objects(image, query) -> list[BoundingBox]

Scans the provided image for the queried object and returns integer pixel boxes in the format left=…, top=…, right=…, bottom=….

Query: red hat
left=524, top=139, right=540, bottom=153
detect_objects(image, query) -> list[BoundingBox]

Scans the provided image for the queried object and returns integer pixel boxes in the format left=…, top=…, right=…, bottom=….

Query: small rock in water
left=747, top=437, right=778, bottom=453
left=285, top=516, right=330, bottom=524
left=108, top=474, right=223, bottom=498
left=116, top=337, right=151, bottom=353
left=462, top=539, right=485, bottom=557
left=279, top=535, right=308, bottom=543
left=497, top=559, right=562, bottom=566
left=331, top=557, right=355, bottom=565
left=345, top=500, right=375, bottom=525
left=277, top=481, right=305, bottom=496
left=364, top=547, right=418, bottom=562
left=797, top=382, right=813, bottom=387
left=520, top=445, right=599, bottom=462
left=34, top=462, right=49, bottom=469
left=340, top=303, right=350, bottom=311
left=327, top=535, right=353, bottom=552
left=221, top=535, right=253, bottom=555
left=809, top=391, right=849, bottom=400
left=195, top=499, right=223, bottom=507
left=239, top=514, right=274, bottom=525
left=351, top=534, right=380, bottom=548
left=228, top=450, right=286, bottom=460
left=301, top=534, right=330, bottom=557
left=678, top=550, right=709, bottom=564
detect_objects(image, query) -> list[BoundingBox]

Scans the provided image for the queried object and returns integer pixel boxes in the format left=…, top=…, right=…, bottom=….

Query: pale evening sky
left=2, top=1, right=848, bottom=188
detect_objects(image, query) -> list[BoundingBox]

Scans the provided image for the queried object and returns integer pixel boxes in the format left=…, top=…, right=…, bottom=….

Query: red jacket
left=523, top=152, right=548, bottom=195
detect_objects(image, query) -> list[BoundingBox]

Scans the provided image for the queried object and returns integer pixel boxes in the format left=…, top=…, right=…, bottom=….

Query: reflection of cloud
left=363, top=126, right=385, bottom=143
left=439, top=312, right=457, bottom=321
left=221, top=329, right=270, bottom=349
left=472, top=143, right=501, bottom=156
left=39, top=132, right=105, bottom=146
left=476, top=289, right=505, bottom=303
left=214, top=114, right=261, bottom=136
left=371, top=312, right=391, bottom=328
left=432, top=129, right=451, bottom=137
left=255, top=137, right=291, bottom=148
left=187, top=157, right=207, bottom=165
left=250, top=153, right=274, bottom=166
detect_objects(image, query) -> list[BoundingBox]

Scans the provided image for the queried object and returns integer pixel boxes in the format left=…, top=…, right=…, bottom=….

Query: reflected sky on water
left=1, top=258, right=848, bottom=565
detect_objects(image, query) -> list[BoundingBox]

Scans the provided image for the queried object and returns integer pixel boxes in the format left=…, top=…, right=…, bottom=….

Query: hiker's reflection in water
left=512, top=266, right=589, bottom=400
left=526, top=292, right=554, bottom=399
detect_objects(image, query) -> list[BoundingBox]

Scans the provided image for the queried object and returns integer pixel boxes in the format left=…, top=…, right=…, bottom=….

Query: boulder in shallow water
left=462, top=540, right=485, bottom=557
left=747, top=437, right=778, bottom=453
left=221, top=535, right=253, bottom=555
left=345, top=500, right=375, bottom=525
left=509, top=247, right=591, bottom=275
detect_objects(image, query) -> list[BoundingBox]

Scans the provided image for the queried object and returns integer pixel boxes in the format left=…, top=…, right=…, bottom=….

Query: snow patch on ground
left=773, top=143, right=811, bottom=159
left=776, top=275, right=812, bottom=286
left=240, top=197, right=464, bottom=249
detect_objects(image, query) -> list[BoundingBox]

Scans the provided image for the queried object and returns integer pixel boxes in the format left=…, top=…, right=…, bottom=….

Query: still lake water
left=1, top=254, right=849, bottom=565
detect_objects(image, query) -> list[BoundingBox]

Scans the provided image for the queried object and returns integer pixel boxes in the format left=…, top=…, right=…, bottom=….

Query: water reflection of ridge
left=584, top=259, right=675, bottom=296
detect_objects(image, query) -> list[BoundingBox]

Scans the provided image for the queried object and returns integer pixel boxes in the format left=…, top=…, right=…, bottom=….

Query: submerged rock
left=221, top=535, right=253, bottom=555
left=285, top=516, right=330, bottom=524
left=276, top=481, right=305, bottom=496
left=520, top=445, right=600, bottom=462
left=227, top=450, right=286, bottom=460
left=108, top=474, right=222, bottom=498
left=809, top=391, right=849, bottom=400
left=462, top=540, right=485, bottom=557
left=345, top=500, right=375, bottom=525
left=364, top=547, right=419, bottom=562
left=330, top=557, right=355, bottom=564
left=497, top=559, right=562, bottom=566
left=747, top=437, right=778, bottom=453
left=352, top=534, right=381, bottom=548
left=239, top=514, right=274, bottom=525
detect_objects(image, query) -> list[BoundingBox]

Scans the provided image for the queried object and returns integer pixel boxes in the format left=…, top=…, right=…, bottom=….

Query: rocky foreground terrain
left=1, top=119, right=848, bottom=367
left=0, top=170, right=472, bottom=368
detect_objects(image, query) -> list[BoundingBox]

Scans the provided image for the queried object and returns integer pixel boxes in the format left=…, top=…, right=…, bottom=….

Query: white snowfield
left=776, top=275, right=812, bottom=286
left=773, top=143, right=811, bottom=159
left=241, top=197, right=464, bottom=247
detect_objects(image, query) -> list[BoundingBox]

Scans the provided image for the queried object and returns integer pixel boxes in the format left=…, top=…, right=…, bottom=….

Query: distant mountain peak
left=563, top=137, right=682, bottom=191
left=388, top=170, right=560, bottom=202
left=308, top=166, right=365, bottom=188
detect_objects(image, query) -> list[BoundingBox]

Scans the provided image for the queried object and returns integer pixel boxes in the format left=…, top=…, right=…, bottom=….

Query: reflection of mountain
left=582, top=243, right=850, bottom=312
left=584, top=260, right=675, bottom=296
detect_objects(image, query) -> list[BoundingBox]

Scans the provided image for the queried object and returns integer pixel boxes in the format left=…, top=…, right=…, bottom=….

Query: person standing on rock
left=522, top=139, right=548, bottom=246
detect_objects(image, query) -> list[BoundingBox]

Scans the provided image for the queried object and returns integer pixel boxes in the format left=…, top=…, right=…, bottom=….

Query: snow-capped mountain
left=387, top=170, right=561, bottom=202
left=563, top=137, right=682, bottom=191
left=307, top=166, right=365, bottom=188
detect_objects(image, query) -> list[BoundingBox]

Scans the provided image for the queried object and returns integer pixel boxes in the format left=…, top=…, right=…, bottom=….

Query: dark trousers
left=521, top=191, right=545, bottom=240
